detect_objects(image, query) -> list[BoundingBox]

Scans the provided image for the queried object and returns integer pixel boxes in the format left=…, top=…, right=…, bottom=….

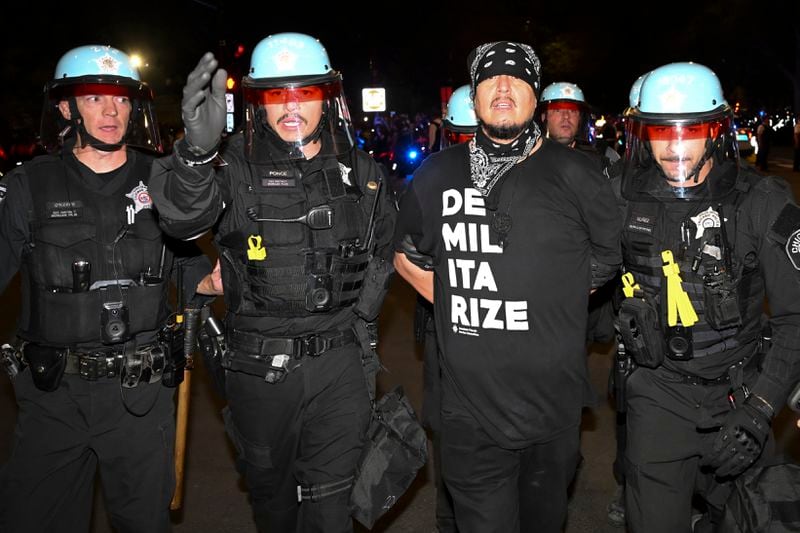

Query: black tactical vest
left=18, top=152, right=169, bottom=345
left=621, top=187, right=762, bottom=358
left=216, top=154, right=376, bottom=317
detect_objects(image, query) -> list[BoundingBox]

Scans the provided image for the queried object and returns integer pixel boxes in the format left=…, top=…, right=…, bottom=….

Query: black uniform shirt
left=396, top=139, right=622, bottom=447
left=149, top=134, right=397, bottom=336
left=0, top=150, right=211, bottom=347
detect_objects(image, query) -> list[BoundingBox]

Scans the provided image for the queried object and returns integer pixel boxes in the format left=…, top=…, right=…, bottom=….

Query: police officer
left=0, top=45, right=211, bottom=533
left=149, top=33, right=397, bottom=532
left=616, top=62, right=800, bottom=533
left=440, top=84, right=478, bottom=150
left=539, top=81, right=621, bottom=172
left=413, top=83, right=477, bottom=533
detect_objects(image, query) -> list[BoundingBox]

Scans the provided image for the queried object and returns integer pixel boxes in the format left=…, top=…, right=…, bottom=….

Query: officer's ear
left=58, top=100, right=71, bottom=120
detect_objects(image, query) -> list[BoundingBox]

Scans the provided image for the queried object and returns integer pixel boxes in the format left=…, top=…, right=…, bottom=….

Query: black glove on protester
left=180, top=52, right=228, bottom=157
left=397, top=234, right=434, bottom=271
left=704, top=401, right=771, bottom=478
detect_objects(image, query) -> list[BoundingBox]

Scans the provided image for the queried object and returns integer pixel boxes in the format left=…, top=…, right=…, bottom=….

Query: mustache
left=491, top=96, right=515, bottom=107
left=278, top=113, right=307, bottom=125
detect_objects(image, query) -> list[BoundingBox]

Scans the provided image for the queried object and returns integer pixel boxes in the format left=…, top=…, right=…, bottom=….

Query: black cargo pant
left=223, top=343, right=371, bottom=533
left=0, top=371, right=175, bottom=533
left=416, top=297, right=458, bottom=533
left=439, top=374, right=581, bottom=533
left=624, top=365, right=774, bottom=533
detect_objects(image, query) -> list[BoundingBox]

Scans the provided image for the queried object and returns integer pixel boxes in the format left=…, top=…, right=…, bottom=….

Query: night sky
left=2, top=1, right=798, bottom=139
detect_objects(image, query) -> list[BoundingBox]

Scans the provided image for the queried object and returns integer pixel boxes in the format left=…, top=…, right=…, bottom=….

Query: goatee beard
left=482, top=121, right=526, bottom=141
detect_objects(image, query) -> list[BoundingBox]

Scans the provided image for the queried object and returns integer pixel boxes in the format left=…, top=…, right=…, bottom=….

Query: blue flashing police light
left=407, top=149, right=418, bottom=161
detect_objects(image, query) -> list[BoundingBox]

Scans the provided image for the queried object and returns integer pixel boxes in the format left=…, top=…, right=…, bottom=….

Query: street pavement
left=0, top=147, right=798, bottom=532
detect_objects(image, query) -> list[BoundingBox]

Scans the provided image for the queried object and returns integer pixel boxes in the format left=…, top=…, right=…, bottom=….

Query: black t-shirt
left=395, top=139, right=622, bottom=447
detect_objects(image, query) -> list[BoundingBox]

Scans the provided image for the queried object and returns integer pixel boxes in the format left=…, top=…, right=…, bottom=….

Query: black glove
left=703, top=402, right=771, bottom=478
left=181, top=52, right=228, bottom=155
left=788, top=382, right=800, bottom=413
left=397, top=234, right=434, bottom=270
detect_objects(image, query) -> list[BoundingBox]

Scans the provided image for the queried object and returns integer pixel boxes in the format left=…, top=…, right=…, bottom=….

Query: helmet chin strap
left=683, top=137, right=717, bottom=186
left=67, top=98, right=125, bottom=152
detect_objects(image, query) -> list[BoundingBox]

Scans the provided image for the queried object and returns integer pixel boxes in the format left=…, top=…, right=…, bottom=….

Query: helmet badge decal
left=659, top=86, right=688, bottom=113
left=125, top=180, right=152, bottom=224
left=94, top=52, right=123, bottom=75
left=690, top=206, right=721, bottom=239
left=274, top=49, right=298, bottom=73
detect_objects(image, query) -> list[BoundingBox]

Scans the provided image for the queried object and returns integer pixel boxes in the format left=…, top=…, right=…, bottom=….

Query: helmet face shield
left=622, top=113, right=738, bottom=201
left=441, top=125, right=476, bottom=148
left=242, top=75, right=355, bottom=163
left=40, top=77, right=161, bottom=153
left=546, top=101, right=583, bottom=112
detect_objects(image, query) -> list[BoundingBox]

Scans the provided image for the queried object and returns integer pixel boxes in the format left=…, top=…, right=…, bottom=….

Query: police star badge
left=125, top=181, right=152, bottom=224
left=690, top=206, right=721, bottom=239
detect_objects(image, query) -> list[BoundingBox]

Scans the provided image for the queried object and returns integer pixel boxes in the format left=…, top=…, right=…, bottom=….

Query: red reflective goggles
left=56, top=83, right=137, bottom=98
left=443, top=130, right=475, bottom=146
left=245, top=85, right=335, bottom=105
left=546, top=101, right=582, bottom=112
left=643, top=122, right=722, bottom=141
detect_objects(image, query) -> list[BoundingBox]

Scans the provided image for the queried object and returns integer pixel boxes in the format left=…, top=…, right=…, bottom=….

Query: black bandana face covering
left=467, top=41, right=542, bottom=197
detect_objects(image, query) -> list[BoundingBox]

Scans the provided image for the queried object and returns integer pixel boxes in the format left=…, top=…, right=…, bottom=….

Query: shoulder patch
left=0, top=181, right=6, bottom=204
left=769, top=202, right=800, bottom=270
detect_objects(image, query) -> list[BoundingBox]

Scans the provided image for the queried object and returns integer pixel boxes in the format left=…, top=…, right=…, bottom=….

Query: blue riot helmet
left=441, top=85, right=477, bottom=148
left=539, top=81, right=590, bottom=145
left=41, top=45, right=161, bottom=153
left=621, top=62, right=738, bottom=201
left=624, top=73, right=649, bottom=115
left=242, top=32, right=355, bottom=163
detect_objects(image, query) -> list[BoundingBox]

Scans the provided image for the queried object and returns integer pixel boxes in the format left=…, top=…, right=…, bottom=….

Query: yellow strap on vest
left=247, top=235, right=267, bottom=261
left=661, top=250, right=698, bottom=327
left=621, top=272, right=640, bottom=298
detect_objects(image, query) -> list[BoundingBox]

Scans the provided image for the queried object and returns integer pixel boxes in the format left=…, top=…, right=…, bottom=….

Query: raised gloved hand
left=181, top=52, right=228, bottom=155
left=703, top=401, right=771, bottom=478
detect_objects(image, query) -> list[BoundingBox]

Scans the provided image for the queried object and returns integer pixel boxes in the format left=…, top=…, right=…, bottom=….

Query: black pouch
left=353, top=257, right=394, bottom=322
left=23, top=344, right=66, bottom=392
left=618, top=297, right=665, bottom=368
left=198, top=314, right=227, bottom=397
left=350, top=385, right=428, bottom=529
left=159, top=326, right=186, bottom=388
left=704, top=281, right=742, bottom=330
left=353, top=319, right=381, bottom=403
left=721, top=462, right=800, bottom=533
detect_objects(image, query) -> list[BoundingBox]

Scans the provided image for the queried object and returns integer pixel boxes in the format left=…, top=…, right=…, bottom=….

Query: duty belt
left=64, top=350, right=126, bottom=380
left=665, top=368, right=732, bottom=386
left=59, top=345, right=158, bottom=381
left=228, top=328, right=357, bottom=359
left=225, top=328, right=358, bottom=382
left=662, top=350, right=758, bottom=387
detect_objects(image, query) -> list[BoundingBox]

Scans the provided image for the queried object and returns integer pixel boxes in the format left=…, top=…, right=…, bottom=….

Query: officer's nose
left=102, top=96, right=119, bottom=117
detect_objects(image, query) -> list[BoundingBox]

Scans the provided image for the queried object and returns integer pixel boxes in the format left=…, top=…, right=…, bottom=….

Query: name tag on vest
left=46, top=200, right=83, bottom=218
left=261, top=169, right=298, bottom=188
left=627, top=212, right=655, bottom=236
